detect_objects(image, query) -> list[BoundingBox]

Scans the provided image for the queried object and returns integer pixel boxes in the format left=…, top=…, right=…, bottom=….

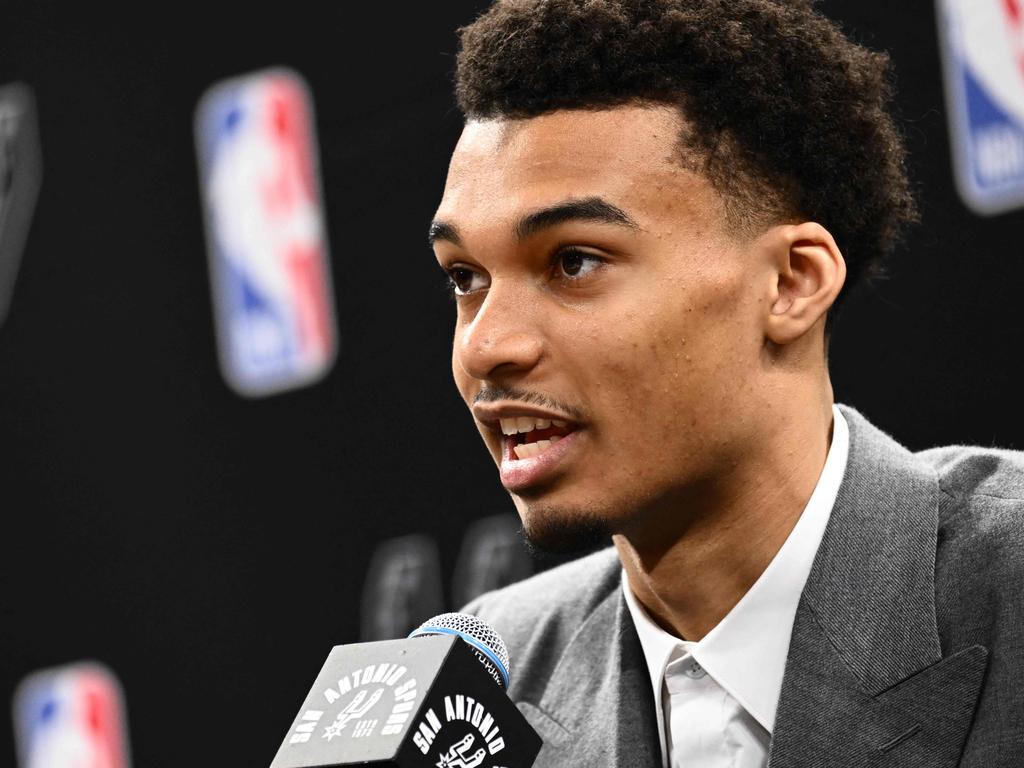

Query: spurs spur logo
left=435, top=733, right=486, bottom=768
left=287, top=662, right=419, bottom=745
left=322, top=687, right=385, bottom=741
left=414, top=694, right=507, bottom=767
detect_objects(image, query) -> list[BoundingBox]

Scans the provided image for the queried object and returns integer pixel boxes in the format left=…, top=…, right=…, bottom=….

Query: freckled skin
left=432, top=106, right=841, bottom=639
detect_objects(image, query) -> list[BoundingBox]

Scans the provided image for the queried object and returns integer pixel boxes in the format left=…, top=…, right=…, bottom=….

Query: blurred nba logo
left=12, top=662, right=131, bottom=768
left=938, top=0, right=1024, bottom=214
left=195, top=69, right=337, bottom=397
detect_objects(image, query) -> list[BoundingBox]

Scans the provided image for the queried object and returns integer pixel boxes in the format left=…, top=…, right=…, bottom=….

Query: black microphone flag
left=269, top=625, right=541, bottom=767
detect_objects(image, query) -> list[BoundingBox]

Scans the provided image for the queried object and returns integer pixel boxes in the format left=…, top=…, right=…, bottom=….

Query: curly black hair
left=454, top=0, right=918, bottom=316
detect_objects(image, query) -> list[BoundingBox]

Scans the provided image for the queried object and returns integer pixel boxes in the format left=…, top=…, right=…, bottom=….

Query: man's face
left=431, top=106, right=774, bottom=552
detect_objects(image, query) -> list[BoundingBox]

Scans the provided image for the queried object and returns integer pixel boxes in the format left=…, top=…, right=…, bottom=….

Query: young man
left=428, top=1, right=1024, bottom=765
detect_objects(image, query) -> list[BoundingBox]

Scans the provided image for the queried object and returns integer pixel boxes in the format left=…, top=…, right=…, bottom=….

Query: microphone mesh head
left=409, top=612, right=511, bottom=690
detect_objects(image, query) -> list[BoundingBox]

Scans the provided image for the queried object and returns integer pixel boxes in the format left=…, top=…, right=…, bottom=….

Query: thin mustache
left=473, top=386, right=585, bottom=422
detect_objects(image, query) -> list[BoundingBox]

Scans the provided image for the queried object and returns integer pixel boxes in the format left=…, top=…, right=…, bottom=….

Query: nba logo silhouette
left=12, top=662, right=131, bottom=768
left=195, top=69, right=337, bottom=396
left=938, top=0, right=1024, bottom=214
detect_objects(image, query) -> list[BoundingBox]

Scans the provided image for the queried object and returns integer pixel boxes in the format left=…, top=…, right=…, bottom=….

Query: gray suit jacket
left=465, top=406, right=1024, bottom=767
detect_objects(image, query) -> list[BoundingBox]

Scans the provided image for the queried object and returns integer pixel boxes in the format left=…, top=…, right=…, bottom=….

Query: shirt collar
left=622, top=405, right=850, bottom=733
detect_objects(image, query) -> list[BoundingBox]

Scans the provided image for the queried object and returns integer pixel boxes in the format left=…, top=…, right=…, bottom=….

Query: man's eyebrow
left=514, top=197, right=639, bottom=240
left=427, top=220, right=463, bottom=247
left=427, top=196, right=638, bottom=248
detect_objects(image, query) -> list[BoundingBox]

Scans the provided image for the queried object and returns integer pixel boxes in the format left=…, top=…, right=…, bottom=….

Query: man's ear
left=764, top=222, right=846, bottom=345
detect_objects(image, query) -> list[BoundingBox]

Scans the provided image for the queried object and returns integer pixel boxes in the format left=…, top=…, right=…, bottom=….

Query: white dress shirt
left=622, top=406, right=850, bottom=768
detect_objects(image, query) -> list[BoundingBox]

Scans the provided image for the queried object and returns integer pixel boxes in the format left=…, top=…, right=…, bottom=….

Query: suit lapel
left=770, top=600, right=987, bottom=767
left=519, top=584, right=661, bottom=768
left=769, top=407, right=988, bottom=768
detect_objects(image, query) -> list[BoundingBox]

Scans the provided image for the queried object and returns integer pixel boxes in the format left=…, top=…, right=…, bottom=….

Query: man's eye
left=446, top=267, right=489, bottom=296
left=554, top=249, right=605, bottom=280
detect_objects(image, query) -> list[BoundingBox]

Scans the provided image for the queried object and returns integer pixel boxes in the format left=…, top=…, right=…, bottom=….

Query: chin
left=516, top=499, right=615, bottom=556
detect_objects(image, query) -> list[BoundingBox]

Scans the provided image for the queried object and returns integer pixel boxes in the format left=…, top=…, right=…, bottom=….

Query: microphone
left=269, top=613, right=541, bottom=768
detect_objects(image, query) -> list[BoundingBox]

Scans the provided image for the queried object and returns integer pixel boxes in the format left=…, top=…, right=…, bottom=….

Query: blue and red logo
left=195, top=68, right=337, bottom=397
left=12, top=662, right=131, bottom=768
left=938, top=0, right=1024, bottom=213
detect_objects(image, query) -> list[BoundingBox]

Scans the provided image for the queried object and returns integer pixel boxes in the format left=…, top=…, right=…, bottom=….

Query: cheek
left=576, top=286, right=753, bottom=445
left=573, top=306, right=691, bottom=436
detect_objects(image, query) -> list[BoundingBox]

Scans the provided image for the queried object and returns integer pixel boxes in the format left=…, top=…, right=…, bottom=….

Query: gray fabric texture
left=463, top=405, right=1024, bottom=767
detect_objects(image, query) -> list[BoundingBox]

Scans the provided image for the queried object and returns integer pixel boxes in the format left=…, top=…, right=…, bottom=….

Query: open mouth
left=499, top=417, right=578, bottom=460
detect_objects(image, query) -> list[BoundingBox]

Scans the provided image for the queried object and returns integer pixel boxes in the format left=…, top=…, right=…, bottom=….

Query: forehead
left=436, top=105, right=725, bottom=233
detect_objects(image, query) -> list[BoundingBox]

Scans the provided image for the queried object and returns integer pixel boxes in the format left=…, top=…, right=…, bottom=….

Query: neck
left=616, top=387, right=835, bottom=641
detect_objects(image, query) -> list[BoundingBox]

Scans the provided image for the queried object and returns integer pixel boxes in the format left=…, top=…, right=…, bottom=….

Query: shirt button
left=683, top=660, right=706, bottom=679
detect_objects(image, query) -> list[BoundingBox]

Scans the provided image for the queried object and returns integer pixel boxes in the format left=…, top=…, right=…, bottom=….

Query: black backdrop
left=0, top=3, right=1020, bottom=767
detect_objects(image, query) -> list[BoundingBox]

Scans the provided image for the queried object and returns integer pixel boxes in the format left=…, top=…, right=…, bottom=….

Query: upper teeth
left=499, top=416, right=568, bottom=435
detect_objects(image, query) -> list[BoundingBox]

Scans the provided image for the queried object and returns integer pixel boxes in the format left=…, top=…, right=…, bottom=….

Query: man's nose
left=455, top=283, right=544, bottom=382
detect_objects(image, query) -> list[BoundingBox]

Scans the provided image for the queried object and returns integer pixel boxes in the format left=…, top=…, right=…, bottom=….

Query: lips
left=499, top=427, right=583, bottom=492
left=471, top=403, right=584, bottom=491
left=508, top=423, right=576, bottom=459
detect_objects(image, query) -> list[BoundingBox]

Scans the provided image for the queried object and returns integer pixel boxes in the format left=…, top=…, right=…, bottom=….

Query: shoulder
left=462, top=546, right=620, bottom=642
left=840, top=406, right=1024, bottom=556
left=917, top=444, right=1024, bottom=548
left=919, top=443, right=1024, bottom=502
left=915, top=444, right=1024, bottom=644
left=460, top=547, right=621, bottom=694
